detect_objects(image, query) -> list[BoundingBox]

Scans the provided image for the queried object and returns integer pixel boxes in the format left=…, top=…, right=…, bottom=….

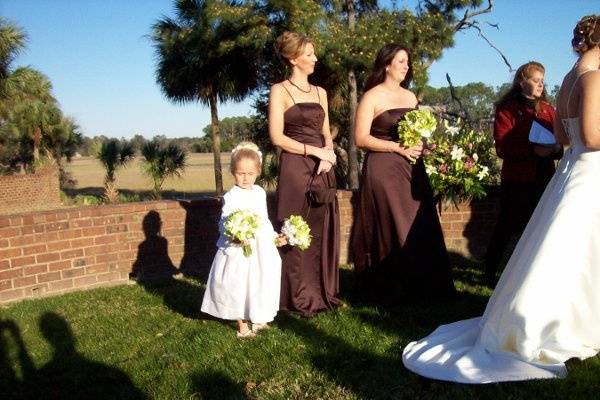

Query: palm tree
left=95, top=139, right=134, bottom=203
left=0, top=17, right=26, bottom=83
left=44, top=116, right=82, bottom=187
left=141, top=139, right=187, bottom=199
left=151, top=0, right=269, bottom=195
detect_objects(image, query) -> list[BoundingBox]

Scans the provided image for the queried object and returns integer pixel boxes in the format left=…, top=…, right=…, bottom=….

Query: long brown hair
left=496, top=61, right=547, bottom=111
left=364, top=44, right=413, bottom=92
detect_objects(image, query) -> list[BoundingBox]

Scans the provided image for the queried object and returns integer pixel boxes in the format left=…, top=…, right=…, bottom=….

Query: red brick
left=48, top=260, right=72, bottom=272
left=0, top=216, right=11, bottom=228
left=94, top=235, right=117, bottom=245
left=106, top=224, right=128, bottom=234
left=11, top=255, right=36, bottom=268
left=23, top=244, right=48, bottom=255
left=0, top=247, right=23, bottom=259
left=84, top=245, right=109, bottom=256
left=47, top=240, right=72, bottom=252
left=85, top=264, right=109, bottom=274
left=67, top=210, right=81, bottom=219
left=0, top=288, right=24, bottom=302
left=9, top=235, right=34, bottom=247
left=74, top=275, right=97, bottom=287
left=60, top=248, right=84, bottom=260
left=0, top=279, right=13, bottom=291
left=82, top=226, right=106, bottom=237
left=0, top=239, right=9, bottom=248
left=95, top=253, right=119, bottom=264
left=34, top=232, right=59, bottom=243
left=24, top=284, right=48, bottom=297
left=14, top=276, right=37, bottom=288
left=97, top=271, right=121, bottom=283
left=58, top=229, right=82, bottom=240
left=71, top=219, right=92, bottom=228
left=92, top=216, right=119, bottom=226
left=62, top=268, right=85, bottom=279
left=0, top=268, right=23, bottom=280
left=0, top=227, right=21, bottom=238
left=45, top=222, right=69, bottom=232
left=21, top=225, right=45, bottom=235
left=36, top=252, right=60, bottom=263
left=49, top=279, right=74, bottom=292
left=37, top=271, right=61, bottom=283
left=23, top=264, right=48, bottom=276
left=72, top=257, right=94, bottom=268
left=0, top=260, right=9, bottom=270
left=70, top=237, right=94, bottom=248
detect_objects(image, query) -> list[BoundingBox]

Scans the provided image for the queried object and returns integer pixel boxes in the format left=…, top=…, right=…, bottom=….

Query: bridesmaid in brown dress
left=269, top=32, right=341, bottom=316
left=351, top=44, right=456, bottom=304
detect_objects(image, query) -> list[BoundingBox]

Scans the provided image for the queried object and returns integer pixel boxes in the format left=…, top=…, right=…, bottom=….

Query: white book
left=528, top=120, right=556, bottom=145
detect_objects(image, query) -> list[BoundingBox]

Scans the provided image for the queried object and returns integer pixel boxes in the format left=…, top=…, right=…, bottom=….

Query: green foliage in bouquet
left=223, top=209, right=260, bottom=257
left=397, top=109, right=437, bottom=147
left=281, top=215, right=312, bottom=251
left=424, top=119, right=499, bottom=208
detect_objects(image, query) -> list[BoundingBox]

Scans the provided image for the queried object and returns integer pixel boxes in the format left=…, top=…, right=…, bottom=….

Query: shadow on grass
left=190, top=371, right=249, bottom=400
left=1, top=313, right=146, bottom=400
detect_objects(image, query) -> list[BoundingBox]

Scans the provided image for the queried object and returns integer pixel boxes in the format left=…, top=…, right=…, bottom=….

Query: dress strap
left=316, top=86, right=321, bottom=105
left=566, top=69, right=596, bottom=115
left=280, top=83, right=296, bottom=104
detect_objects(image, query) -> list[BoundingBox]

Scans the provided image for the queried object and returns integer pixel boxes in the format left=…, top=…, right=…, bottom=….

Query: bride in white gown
left=403, top=14, right=600, bottom=383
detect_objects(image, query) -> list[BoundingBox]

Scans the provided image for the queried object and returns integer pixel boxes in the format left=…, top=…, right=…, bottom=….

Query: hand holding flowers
left=279, top=215, right=311, bottom=250
left=397, top=109, right=437, bottom=163
left=223, top=209, right=260, bottom=257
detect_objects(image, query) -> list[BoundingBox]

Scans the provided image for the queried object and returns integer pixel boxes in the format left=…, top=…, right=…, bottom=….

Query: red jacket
left=494, top=98, right=558, bottom=183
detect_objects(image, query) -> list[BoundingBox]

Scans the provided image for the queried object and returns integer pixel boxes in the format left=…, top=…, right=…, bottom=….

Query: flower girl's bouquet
left=224, top=209, right=260, bottom=257
left=280, top=215, right=312, bottom=250
left=396, top=109, right=437, bottom=149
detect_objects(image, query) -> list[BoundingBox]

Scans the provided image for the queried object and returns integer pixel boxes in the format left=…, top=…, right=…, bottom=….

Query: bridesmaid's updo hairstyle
left=572, top=15, right=600, bottom=54
left=274, top=31, right=314, bottom=66
left=230, top=142, right=262, bottom=174
left=364, top=44, right=413, bottom=92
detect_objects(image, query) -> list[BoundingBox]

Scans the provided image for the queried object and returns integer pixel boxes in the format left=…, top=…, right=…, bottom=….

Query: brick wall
left=0, top=190, right=498, bottom=304
left=0, top=166, right=61, bottom=215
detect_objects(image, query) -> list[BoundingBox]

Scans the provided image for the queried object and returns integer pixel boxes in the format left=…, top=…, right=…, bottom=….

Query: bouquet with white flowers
left=223, top=209, right=260, bottom=257
left=423, top=118, right=498, bottom=207
left=397, top=109, right=438, bottom=148
left=280, top=215, right=312, bottom=250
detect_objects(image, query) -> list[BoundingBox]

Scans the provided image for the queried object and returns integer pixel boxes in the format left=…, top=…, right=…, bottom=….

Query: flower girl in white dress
left=201, top=142, right=284, bottom=338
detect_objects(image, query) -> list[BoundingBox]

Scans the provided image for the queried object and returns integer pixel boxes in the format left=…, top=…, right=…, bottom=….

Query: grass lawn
left=2, top=260, right=600, bottom=399
left=64, top=153, right=235, bottom=198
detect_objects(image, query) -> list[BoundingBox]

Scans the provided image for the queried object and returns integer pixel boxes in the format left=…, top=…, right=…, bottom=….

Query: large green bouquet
left=223, top=209, right=260, bottom=257
left=397, top=109, right=437, bottom=147
left=280, top=215, right=311, bottom=250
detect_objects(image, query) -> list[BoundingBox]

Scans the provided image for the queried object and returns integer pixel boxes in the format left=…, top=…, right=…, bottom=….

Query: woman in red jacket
left=484, top=61, right=562, bottom=287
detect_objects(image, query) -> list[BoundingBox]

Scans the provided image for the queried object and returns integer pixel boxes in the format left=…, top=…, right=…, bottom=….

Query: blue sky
left=2, top=0, right=597, bottom=139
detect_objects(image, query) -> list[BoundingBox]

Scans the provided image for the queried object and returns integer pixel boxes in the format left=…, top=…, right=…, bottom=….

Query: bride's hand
left=396, top=143, right=423, bottom=163
left=316, top=160, right=333, bottom=175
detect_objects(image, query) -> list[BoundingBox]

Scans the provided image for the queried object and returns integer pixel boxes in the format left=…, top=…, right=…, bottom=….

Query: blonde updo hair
left=274, top=31, right=314, bottom=67
left=572, top=14, right=600, bottom=54
left=230, top=141, right=262, bottom=174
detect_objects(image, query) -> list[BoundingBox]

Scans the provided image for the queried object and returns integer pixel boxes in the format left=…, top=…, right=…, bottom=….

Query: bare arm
left=580, top=72, right=600, bottom=149
left=317, top=87, right=334, bottom=174
left=268, top=84, right=336, bottom=164
left=553, top=114, right=570, bottom=146
left=354, top=91, right=422, bottom=161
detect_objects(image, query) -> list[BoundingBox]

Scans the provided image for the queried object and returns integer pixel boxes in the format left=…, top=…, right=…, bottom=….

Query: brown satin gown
left=351, top=108, right=456, bottom=303
left=277, top=88, right=341, bottom=316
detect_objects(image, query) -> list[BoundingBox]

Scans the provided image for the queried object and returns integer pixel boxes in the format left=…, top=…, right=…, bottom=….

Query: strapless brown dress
left=351, top=108, right=456, bottom=303
left=277, top=103, right=341, bottom=316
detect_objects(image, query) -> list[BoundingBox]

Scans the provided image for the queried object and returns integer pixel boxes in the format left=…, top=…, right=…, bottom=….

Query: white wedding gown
left=201, top=185, right=281, bottom=324
left=403, top=116, right=600, bottom=383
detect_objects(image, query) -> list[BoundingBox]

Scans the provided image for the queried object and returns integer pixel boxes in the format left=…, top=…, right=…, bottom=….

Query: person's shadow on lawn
left=2, top=313, right=146, bottom=399
left=131, top=210, right=203, bottom=319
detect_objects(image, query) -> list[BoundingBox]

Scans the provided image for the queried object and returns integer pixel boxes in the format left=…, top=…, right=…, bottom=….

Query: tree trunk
left=346, top=0, right=359, bottom=189
left=209, top=90, right=223, bottom=195
left=32, top=127, right=41, bottom=162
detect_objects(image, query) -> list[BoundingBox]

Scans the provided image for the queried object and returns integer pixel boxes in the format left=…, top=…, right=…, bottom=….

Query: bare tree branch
left=463, top=20, right=514, bottom=72
left=446, top=73, right=471, bottom=121
left=455, top=0, right=493, bottom=31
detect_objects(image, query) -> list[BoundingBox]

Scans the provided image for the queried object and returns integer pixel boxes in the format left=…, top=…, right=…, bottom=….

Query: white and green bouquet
left=280, top=215, right=312, bottom=250
left=223, top=209, right=260, bottom=257
left=397, top=109, right=438, bottom=148
left=423, top=118, right=498, bottom=207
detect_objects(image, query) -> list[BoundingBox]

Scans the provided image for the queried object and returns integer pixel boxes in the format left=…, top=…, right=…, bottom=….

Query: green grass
left=2, top=261, right=600, bottom=399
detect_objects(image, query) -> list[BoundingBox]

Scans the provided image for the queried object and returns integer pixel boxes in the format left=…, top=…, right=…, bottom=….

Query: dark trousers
left=484, top=181, right=547, bottom=282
